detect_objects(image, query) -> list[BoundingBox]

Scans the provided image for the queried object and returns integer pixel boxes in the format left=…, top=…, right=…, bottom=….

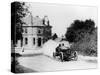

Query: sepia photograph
left=11, top=2, right=97, bottom=73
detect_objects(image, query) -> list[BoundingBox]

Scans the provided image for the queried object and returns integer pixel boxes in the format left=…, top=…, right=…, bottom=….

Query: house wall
left=22, top=27, right=45, bottom=49
left=21, top=15, right=52, bottom=49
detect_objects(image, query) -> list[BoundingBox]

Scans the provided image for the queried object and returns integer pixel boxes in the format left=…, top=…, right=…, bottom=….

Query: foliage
left=65, top=19, right=97, bottom=56
left=65, top=19, right=95, bottom=42
left=52, top=33, right=58, bottom=40
left=11, top=1, right=28, bottom=44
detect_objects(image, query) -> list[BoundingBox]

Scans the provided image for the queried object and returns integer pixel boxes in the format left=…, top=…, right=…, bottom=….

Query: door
left=38, top=38, right=41, bottom=47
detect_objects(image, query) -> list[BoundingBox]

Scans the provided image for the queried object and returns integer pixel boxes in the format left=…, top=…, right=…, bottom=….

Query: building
left=22, top=13, right=52, bottom=49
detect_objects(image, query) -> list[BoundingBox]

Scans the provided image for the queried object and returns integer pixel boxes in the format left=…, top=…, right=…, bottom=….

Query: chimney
left=43, top=16, right=50, bottom=25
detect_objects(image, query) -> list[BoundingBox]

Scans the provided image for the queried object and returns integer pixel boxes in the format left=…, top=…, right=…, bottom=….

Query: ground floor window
left=43, top=38, right=45, bottom=43
left=25, top=38, right=28, bottom=45
left=33, top=38, right=35, bottom=45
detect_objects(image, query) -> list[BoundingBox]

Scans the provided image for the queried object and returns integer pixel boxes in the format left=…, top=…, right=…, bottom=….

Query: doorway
left=38, top=38, right=41, bottom=47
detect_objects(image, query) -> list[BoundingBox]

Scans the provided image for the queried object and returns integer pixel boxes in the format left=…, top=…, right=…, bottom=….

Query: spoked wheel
left=74, top=55, right=78, bottom=61
left=72, top=51, right=78, bottom=61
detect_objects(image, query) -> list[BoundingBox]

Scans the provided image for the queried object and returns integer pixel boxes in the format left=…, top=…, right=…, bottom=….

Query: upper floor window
left=25, top=28, right=27, bottom=33
left=38, top=30, right=41, bottom=34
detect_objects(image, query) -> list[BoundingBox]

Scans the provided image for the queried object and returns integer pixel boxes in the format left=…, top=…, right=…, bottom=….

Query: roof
left=32, top=16, right=44, bottom=26
left=23, top=13, right=51, bottom=27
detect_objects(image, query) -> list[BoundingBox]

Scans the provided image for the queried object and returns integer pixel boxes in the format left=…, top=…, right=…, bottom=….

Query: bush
left=70, top=36, right=97, bottom=56
left=11, top=53, right=21, bottom=57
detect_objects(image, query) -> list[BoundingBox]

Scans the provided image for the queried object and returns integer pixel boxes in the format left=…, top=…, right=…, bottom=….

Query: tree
left=52, top=33, right=58, bottom=40
left=65, top=19, right=97, bottom=56
left=11, top=1, right=28, bottom=45
left=65, top=19, right=95, bottom=43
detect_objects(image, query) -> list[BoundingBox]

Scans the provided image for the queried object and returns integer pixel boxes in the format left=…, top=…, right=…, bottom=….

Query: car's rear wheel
left=73, top=51, right=78, bottom=61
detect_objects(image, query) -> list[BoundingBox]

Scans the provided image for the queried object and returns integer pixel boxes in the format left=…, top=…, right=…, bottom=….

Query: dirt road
left=18, top=55, right=97, bottom=72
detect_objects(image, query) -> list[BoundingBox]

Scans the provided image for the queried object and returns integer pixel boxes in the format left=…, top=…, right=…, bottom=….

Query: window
left=38, top=30, right=41, bottom=34
left=25, top=38, right=28, bottom=45
left=25, top=28, right=27, bottom=33
left=33, top=38, right=35, bottom=45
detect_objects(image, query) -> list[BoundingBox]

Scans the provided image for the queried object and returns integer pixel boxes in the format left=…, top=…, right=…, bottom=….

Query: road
left=18, top=40, right=97, bottom=72
left=18, top=55, right=97, bottom=72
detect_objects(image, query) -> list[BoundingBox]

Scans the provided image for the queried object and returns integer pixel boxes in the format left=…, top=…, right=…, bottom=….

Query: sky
left=26, top=2, right=97, bottom=37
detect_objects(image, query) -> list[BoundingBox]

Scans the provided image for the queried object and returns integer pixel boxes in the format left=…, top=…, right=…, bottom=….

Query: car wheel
left=73, top=52, right=78, bottom=61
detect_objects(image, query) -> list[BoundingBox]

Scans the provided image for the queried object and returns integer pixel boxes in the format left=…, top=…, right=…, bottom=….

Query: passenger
left=62, top=43, right=64, bottom=46
left=56, top=44, right=61, bottom=52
